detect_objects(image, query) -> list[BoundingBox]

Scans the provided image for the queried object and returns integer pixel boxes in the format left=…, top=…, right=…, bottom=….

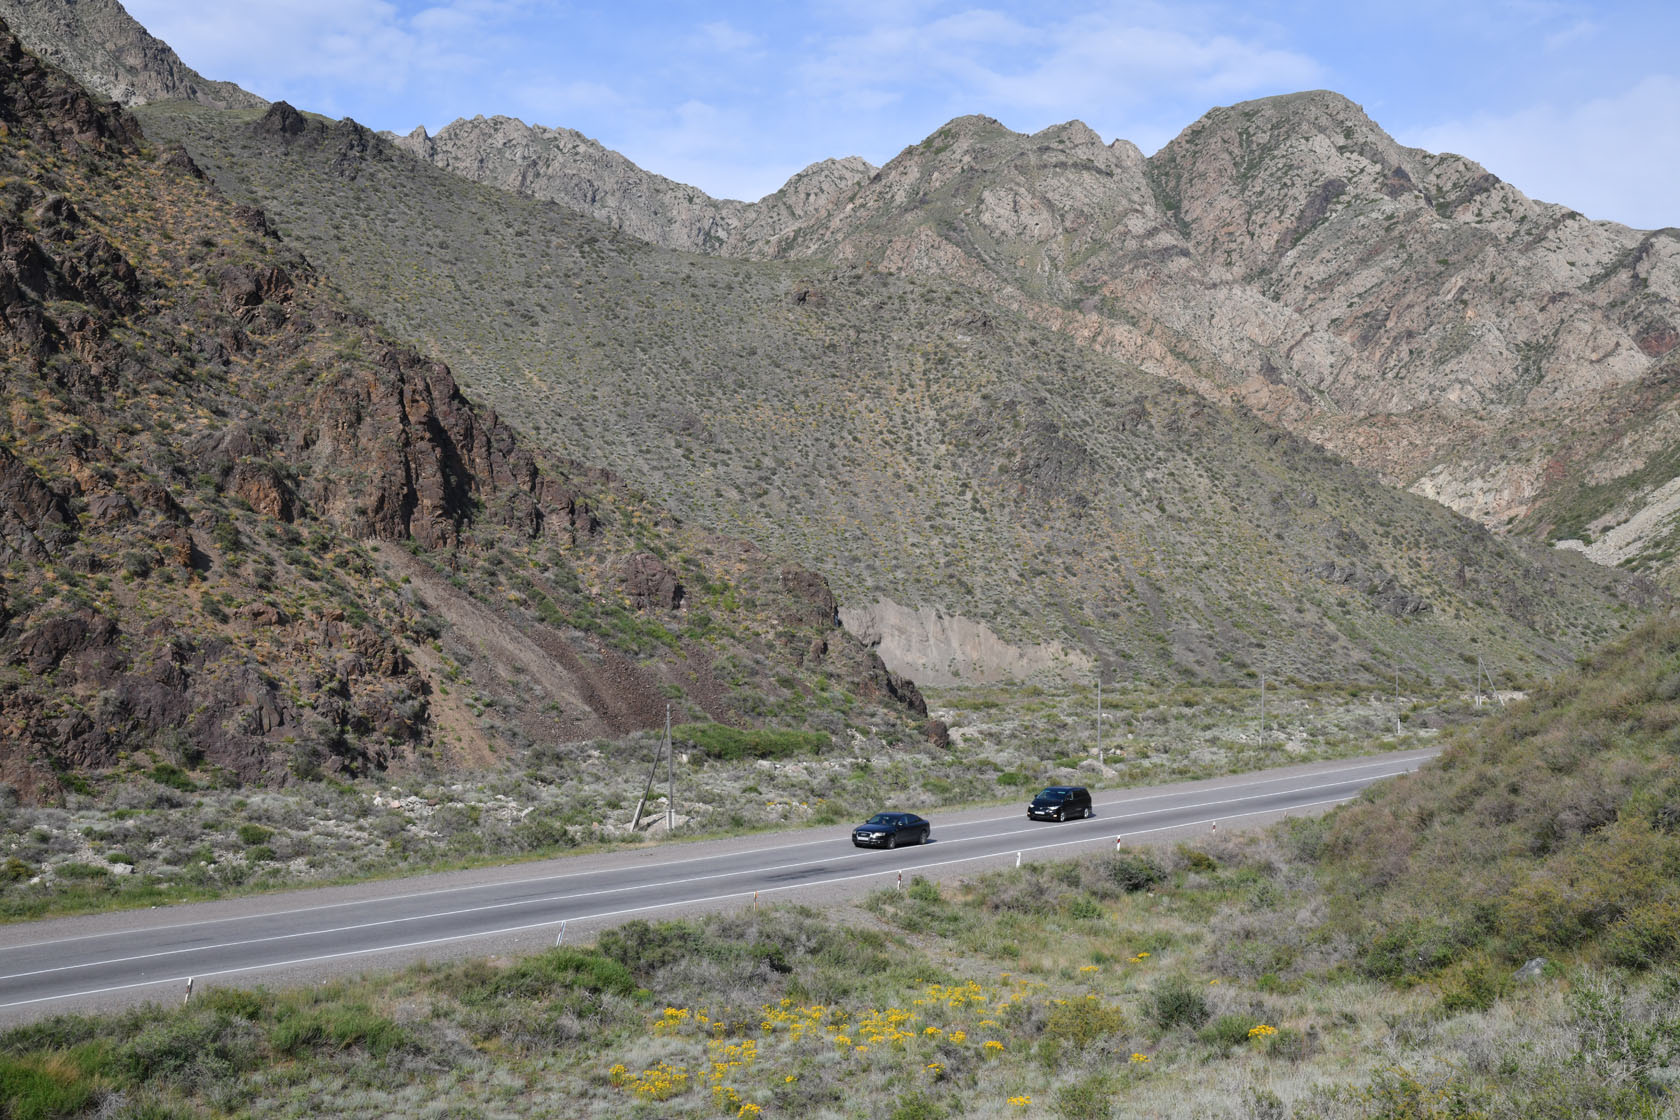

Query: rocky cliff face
left=391, top=114, right=874, bottom=257
left=0, top=0, right=262, bottom=109
left=0, top=30, right=924, bottom=804
left=760, top=95, right=1680, bottom=576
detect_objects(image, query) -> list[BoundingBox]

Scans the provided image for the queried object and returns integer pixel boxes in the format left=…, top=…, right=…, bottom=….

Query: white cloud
left=696, top=21, right=762, bottom=54
left=1542, top=18, right=1597, bottom=51
left=795, top=4, right=1318, bottom=132
left=1405, top=74, right=1680, bottom=229
left=124, top=0, right=508, bottom=101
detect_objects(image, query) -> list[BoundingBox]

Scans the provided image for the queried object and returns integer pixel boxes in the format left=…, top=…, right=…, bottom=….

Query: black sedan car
left=1028, top=786, right=1093, bottom=822
left=852, top=812, right=931, bottom=849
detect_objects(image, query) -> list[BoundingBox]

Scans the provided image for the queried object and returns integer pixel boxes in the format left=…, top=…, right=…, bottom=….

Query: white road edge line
left=0, top=795, right=1359, bottom=1010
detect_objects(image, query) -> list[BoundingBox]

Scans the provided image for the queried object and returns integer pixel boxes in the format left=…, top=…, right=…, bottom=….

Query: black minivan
left=1028, top=786, right=1093, bottom=822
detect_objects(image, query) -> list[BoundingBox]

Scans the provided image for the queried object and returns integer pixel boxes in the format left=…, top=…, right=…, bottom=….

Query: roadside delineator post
left=1211, top=821, right=1218, bottom=834
left=1114, top=836, right=1122, bottom=851
left=184, top=977, right=194, bottom=1005
left=753, top=891, right=759, bottom=911
left=1015, top=851, right=1022, bottom=868
left=896, top=870, right=902, bottom=891
left=555, top=920, right=567, bottom=947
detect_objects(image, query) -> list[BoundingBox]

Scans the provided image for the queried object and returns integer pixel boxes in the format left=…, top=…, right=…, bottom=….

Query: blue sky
left=125, top=1, right=1679, bottom=228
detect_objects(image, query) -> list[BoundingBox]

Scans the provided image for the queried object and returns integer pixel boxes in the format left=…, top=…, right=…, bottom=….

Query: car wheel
left=1055, top=808, right=1065, bottom=822
left=921, top=828, right=930, bottom=845
left=1082, top=807, right=1092, bottom=819
left=886, top=833, right=897, bottom=850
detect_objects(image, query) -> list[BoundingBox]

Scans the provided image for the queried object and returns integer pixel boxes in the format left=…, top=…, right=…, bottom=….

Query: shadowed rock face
left=0, top=19, right=927, bottom=804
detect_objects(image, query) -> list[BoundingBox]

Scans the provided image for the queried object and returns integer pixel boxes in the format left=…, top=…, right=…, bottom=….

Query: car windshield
left=1038, top=791, right=1068, bottom=802
left=866, top=814, right=896, bottom=826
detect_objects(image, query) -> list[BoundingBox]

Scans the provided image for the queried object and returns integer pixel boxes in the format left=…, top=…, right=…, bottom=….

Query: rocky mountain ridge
left=0, top=0, right=262, bottom=109
left=391, top=115, right=876, bottom=257
left=405, top=96, right=1680, bottom=581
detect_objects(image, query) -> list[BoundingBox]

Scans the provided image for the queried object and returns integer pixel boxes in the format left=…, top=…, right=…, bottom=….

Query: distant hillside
left=0, top=22, right=923, bottom=803
left=135, top=99, right=1650, bottom=689
left=0, top=0, right=262, bottom=109
left=406, top=96, right=1680, bottom=582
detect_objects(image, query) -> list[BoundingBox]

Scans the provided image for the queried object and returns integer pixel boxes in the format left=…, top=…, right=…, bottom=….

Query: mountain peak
left=0, top=0, right=263, bottom=110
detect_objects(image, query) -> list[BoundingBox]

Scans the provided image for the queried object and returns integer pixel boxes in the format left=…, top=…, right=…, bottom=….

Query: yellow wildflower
left=1248, top=1024, right=1277, bottom=1038
left=1130, top=1052, right=1151, bottom=1063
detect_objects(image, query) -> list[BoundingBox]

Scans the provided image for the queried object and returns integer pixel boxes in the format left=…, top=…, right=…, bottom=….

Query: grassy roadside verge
left=3, top=835, right=1671, bottom=1119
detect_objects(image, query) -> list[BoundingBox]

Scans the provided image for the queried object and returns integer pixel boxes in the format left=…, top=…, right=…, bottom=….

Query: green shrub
left=121, top=1012, right=256, bottom=1087
left=596, top=920, right=707, bottom=979
left=906, top=876, right=941, bottom=903
left=1044, top=997, right=1126, bottom=1048
left=1175, top=845, right=1217, bottom=872
left=1051, top=1073, right=1115, bottom=1120
left=195, top=988, right=266, bottom=1021
left=482, top=948, right=636, bottom=1001
left=1107, top=849, right=1166, bottom=893
left=235, top=824, right=272, bottom=846
left=1149, top=975, right=1210, bottom=1031
left=1198, top=1013, right=1252, bottom=1049
left=1435, top=954, right=1509, bottom=1014
left=149, top=764, right=196, bottom=792
left=1603, top=896, right=1680, bottom=968
left=1263, top=1025, right=1308, bottom=1061
left=269, top=1004, right=403, bottom=1058
left=889, top=1090, right=945, bottom=1120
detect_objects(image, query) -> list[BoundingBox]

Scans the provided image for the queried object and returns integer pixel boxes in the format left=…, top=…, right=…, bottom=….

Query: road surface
left=0, top=749, right=1433, bottom=1023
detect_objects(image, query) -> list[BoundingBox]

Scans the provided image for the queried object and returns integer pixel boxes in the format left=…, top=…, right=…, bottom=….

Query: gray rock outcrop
left=390, top=115, right=874, bottom=257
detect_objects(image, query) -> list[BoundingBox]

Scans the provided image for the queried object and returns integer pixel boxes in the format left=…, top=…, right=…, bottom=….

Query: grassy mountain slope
left=131, top=100, right=1649, bottom=689
left=0, top=23, right=924, bottom=804
left=1311, top=609, right=1680, bottom=978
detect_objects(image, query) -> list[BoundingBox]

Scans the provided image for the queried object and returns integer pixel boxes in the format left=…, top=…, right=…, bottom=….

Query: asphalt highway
left=0, top=748, right=1435, bottom=1023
